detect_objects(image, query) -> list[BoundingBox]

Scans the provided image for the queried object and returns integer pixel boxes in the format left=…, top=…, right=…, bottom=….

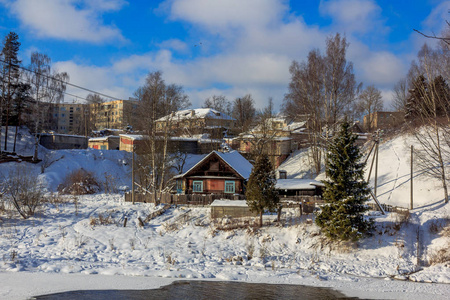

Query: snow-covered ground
left=0, top=127, right=449, bottom=300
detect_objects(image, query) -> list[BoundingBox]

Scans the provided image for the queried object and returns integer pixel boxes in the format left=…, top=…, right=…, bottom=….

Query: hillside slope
left=278, top=131, right=449, bottom=209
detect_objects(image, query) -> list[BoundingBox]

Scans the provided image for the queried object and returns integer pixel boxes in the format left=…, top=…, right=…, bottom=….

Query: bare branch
left=413, top=29, right=450, bottom=46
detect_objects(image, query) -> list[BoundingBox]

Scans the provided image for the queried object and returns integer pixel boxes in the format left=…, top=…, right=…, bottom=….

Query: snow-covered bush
left=2, top=164, right=44, bottom=219
left=58, top=169, right=100, bottom=195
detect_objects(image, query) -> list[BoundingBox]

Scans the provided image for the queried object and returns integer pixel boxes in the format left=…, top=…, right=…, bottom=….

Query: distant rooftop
left=156, top=108, right=235, bottom=122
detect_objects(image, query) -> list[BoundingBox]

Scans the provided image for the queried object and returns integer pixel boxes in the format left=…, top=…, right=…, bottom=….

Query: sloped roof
left=276, top=179, right=324, bottom=190
left=156, top=108, right=235, bottom=122
left=211, top=200, right=248, bottom=207
left=174, top=150, right=253, bottom=180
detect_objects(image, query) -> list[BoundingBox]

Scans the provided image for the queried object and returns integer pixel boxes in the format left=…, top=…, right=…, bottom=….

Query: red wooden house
left=173, top=151, right=253, bottom=195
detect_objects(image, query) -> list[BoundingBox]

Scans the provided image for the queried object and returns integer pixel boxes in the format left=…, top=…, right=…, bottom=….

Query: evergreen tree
left=315, top=121, right=372, bottom=241
left=431, top=75, right=450, bottom=117
left=405, top=75, right=427, bottom=120
left=245, top=153, right=279, bottom=227
left=1, top=32, right=21, bottom=152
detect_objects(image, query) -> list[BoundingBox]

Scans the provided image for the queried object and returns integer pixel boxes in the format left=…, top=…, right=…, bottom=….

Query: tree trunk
left=259, top=211, right=263, bottom=227
left=277, top=205, right=282, bottom=223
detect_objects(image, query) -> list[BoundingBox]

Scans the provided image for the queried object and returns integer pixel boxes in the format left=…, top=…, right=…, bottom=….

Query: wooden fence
left=124, top=192, right=409, bottom=215
left=124, top=192, right=245, bottom=205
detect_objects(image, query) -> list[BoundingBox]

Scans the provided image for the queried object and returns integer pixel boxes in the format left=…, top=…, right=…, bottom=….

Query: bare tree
left=283, top=33, right=360, bottom=176
left=323, top=33, right=360, bottom=131
left=232, top=94, right=256, bottom=133
left=283, top=49, right=326, bottom=175
left=357, top=85, right=384, bottom=132
left=408, top=43, right=450, bottom=203
left=203, top=95, right=232, bottom=116
left=26, top=52, right=69, bottom=160
left=133, top=71, right=190, bottom=201
left=85, top=93, right=105, bottom=134
left=392, top=78, right=408, bottom=112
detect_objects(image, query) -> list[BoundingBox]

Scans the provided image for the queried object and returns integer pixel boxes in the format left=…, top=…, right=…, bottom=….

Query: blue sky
left=0, top=0, right=449, bottom=110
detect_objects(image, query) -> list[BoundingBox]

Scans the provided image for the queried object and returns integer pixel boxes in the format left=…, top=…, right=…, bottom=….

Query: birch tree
left=357, top=85, right=384, bottom=132
left=133, top=71, right=190, bottom=200
left=27, top=52, right=68, bottom=160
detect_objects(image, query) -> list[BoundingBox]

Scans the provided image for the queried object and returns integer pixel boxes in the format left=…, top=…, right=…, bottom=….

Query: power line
left=0, top=59, right=123, bottom=101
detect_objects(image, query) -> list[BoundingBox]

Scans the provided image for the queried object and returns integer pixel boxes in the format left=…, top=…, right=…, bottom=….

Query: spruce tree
left=315, top=121, right=372, bottom=241
left=245, top=153, right=279, bottom=227
left=1, top=32, right=21, bottom=152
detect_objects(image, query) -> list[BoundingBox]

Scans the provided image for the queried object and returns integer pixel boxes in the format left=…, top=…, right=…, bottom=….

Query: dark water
left=34, top=280, right=365, bottom=299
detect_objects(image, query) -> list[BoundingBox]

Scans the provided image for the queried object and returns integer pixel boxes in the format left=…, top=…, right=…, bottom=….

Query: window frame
left=224, top=181, right=235, bottom=194
left=193, top=180, right=203, bottom=193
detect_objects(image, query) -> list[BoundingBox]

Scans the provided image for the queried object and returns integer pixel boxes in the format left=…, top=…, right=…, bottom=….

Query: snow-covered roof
left=119, top=134, right=146, bottom=141
left=276, top=179, right=324, bottom=190
left=174, top=150, right=253, bottom=180
left=40, top=133, right=87, bottom=138
left=211, top=200, right=249, bottom=207
left=156, top=108, right=235, bottom=122
left=237, top=134, right=292, bottom=141
left=283, top=121, right=307, bottom=132
left=88, top=136, right=119, bottom=142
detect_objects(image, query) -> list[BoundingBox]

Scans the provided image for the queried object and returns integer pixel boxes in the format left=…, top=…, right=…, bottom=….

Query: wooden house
left=173, top=150, right=253, bottom=195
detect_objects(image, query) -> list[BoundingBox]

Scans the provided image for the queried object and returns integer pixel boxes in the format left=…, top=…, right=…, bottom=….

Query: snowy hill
left=278, top=131, right=449, bottom=209
left=0, top=127, right=132, bottom=192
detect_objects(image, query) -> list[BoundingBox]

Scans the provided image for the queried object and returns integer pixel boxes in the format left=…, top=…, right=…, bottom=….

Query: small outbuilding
left=210, top=200, right=258, bottom=219
left=119, top=134, right=146, bottom=153
left=88, top=136, right=120, bottom=150
left=276, top=179, right=324, bottom=197
left=39, top=133, right=88, bottom=150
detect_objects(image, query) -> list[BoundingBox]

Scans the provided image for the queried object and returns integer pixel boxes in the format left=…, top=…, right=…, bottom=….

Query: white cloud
left=347, top=41, right=406, bottom=87
left=422, top=1, right=450, bottom=34
left=319, top=0, right=384, bottom=34
left=167, top=0, right=286, bottom=32
left=157, top=39, right=189, bottom=53
left=8, top=0, right=126, bottom=43
left=53, top=60, right=130, bottom=101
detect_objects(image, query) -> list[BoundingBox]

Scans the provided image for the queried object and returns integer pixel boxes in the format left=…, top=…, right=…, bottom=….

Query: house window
left=100, top=145, right=107, bottom=150
left=225, top=181, right=235, bottom=193
left=193, top=180, right=203, bottom=192
left=176, top=180, right=183, bottom=193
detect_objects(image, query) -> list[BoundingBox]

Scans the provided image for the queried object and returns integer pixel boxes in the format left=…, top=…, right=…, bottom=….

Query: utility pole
left=132, top=144, right=135, bottom=205
left=84, top=106, right=88, bottom=138
left=411, top=145, right=414, bottom=210
left=374, top=136, right=379, bottom=197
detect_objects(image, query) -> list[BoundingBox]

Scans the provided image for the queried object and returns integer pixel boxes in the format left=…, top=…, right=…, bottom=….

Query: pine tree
left=405, top=75, right=427, bottom=120
left=1, top=32, right=21, bottom=152
left=245, top=153, right=279, bottom=227
left=315, top=121, right=372, bottom=241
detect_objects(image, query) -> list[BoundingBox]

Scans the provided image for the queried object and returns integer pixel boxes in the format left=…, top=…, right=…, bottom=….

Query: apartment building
left=51, top=103, right=86, bottom=135
left=91, top=99, right=138, bottom=131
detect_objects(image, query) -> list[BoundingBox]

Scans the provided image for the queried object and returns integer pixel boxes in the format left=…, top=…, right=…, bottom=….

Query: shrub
left=89, top=212, right=115, bottom=226
left=2, top=165, right=44, bottom=219
left=58, top=169, right=100, bottom=195
left=428, top=245, right=450, bottom=265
